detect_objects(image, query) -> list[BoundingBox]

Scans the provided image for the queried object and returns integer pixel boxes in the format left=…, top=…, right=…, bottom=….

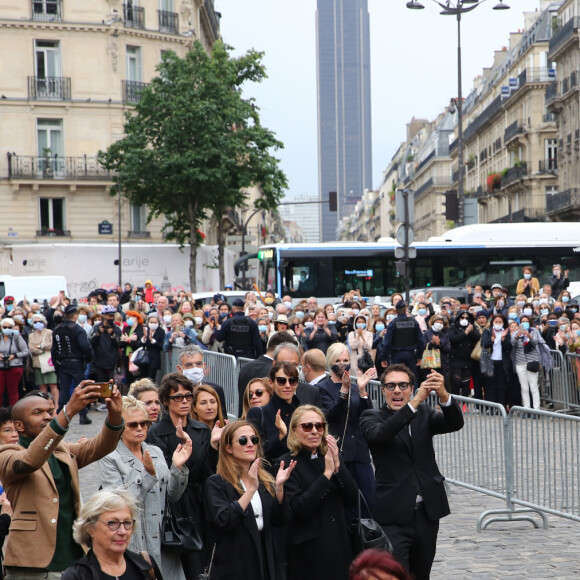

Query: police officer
left=51, top=305, right=94, bottom=424
left=214, top=298, right=263, bottom=359
left=381, top=300, right=425, bottom=372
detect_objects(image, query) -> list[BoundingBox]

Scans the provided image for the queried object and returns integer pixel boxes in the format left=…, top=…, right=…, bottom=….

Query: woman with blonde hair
left=241, top=377, right=273, bottom=419
left=190, top=384, right=224, bottom=428
left=204, top=420, right=295, bottom=580
left=129, top=378, right=161, bottom=422
left=278, top=405, right=358, bottom=580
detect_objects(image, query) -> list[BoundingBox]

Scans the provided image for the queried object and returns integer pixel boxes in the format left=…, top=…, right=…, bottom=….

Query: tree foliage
left=100, top=41, right=287, bottom=291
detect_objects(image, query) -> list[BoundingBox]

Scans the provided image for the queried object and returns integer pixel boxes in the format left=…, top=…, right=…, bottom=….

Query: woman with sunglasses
left=278, top=405, right=358, bottom=580
left=246, top=362, right=300, bottom=467
left=147, top=373, right=222, bottom=578
left=241, top=377, right=273, bottom=419
left=204, top=420, right=295, bottom=580
left=98, top=395, right=191, bottom=579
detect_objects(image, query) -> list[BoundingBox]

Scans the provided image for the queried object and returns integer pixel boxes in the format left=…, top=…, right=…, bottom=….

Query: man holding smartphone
left=361, top=365, right=464, bottom=580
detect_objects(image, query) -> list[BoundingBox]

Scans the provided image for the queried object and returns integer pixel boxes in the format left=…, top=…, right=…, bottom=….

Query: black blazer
left=204, top=474, right=288, bottom=580
left=141, top=326, right=166, bottom=370
left=318, top=376, right=372, bottom=464
left=237, top=355, right=275, bottom=415
left=296, top=380, right=322, bottom=407
left=278, top=450, right=358, bottom=580
left=360, top=399, right=464, bottom=525
left=481, top=328, right=512, bottom=374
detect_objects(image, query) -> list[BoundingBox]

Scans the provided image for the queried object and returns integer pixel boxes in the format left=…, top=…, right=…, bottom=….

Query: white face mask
left=184, top=320, right=194, bottom=327
left=268, top=312, right=274, bottom=320
left=183, top=367, right=204, bottom=384
left=194, top=316, right=203, bottom=326
left=493, top=324, right=504, bottom=332
left=304, top=321, right=314, bottom=329
left=432, top=322, right=444, bottom=332
left=149, top=323, right=159, bottom=330
left=284, top=301, right=293, bottom=310
left=459, top=319, right=469, bottom=327
left=163, top=315, right=172, bottom=325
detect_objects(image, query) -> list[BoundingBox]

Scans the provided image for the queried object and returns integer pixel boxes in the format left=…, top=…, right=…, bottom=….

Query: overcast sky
left=216, top=1, right=541, bottom=199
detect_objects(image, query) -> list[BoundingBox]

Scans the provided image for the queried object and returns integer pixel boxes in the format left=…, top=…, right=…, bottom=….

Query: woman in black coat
left=147, top=372, right=219, bottom=578
left=447, top=310, right=481, bottom=398
left=278, top=405, right=359, bottom=580
left=140, top=313, right=166, bottom=381
left=204, top=420, right=295, bottom=580
left=481, top=313, right=511, bottom=407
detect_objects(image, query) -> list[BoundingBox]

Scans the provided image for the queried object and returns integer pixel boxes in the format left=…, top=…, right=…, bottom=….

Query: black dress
left=278, top=450, right=359, bottom=580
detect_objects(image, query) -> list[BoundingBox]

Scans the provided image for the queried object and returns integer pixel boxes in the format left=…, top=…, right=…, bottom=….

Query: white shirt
left=240, top=480, right=264, bottom=531
left=491, top=332, right=503, bottom=361
left=309, top=374, right=326, bottom=385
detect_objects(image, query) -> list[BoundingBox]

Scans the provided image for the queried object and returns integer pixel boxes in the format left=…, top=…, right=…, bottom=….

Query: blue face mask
left=356, top=323, right=366, bottom=329
left=540, top=309, right=550, bottom=316
left=78, top=314, right=87, bottom=324
left=328, top=320, right=336, bottom=325
left=6, top=305, right=13, bottom=313
left=375, top=323, right=385, bottom=332
left=575, top=329, right=580, bottom=337
left=219, top=312, right=228, bottom=319
left=508, top=312, right=517, bottom=320
left=11, top=329, right=20, bottom=336
left=521, top=322, right=530, bottom=331
left=548, top=319, right=558, bottom=327
left=418, top=308, right=427, bottom=316
left=554, top=307, right=563, bottom=313
left=258, top=325, right=268, bottom=333
left=562, top=296, right=570, bottom=303
left=126, top=317, right=135, bottom=327
left=560, top=325, right=568, bottom=332
left=295, top=311, right=305, bottom=320
left=1, top=328, right=10, bottom=336
left=33, top=322, right=45, bottom=331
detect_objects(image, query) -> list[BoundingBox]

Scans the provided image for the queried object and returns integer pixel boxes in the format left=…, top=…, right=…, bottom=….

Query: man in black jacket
left=360, top=364, right=464, bottom=580
left=90, top=305, right=121, bottom=383
left=215, top=299, right=263, bottom=359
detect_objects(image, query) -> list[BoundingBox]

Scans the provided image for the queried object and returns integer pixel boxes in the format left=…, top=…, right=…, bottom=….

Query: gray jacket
left=0, top=333, right=29, bottom=368
left=98, top=440, right=188, bottom=580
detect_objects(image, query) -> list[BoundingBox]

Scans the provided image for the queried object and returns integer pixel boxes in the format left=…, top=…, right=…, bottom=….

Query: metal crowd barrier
left=540, top=349, right=580, bottom=412
left=203, top=350, right=239, bottom=420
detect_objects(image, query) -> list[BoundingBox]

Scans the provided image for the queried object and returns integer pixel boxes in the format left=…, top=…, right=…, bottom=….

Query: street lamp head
left=493, top=1, right=510, bottom=9
left=406, top=0, right=425, bottom=9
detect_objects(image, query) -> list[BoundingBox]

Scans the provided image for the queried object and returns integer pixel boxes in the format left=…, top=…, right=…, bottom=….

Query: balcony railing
left=490, top=208, right=543, bottom=224
left=562, top=77, right=569, bottom=95
left=32, top=0, right=61, bottom=21
left=7, top=154, right=111, bottom=180
left=36, top=229, right=70, bottom=237
left=549, top=17, right=580, bottom=57
left=504, top=120, right=524, bottom=144
left=543, top=112, right=556, bottom=122
left=158, top=10, right=179, bottom=34
left=203, top=0, right=221, bottom=40
left=28, top=76, right=71, bottom=100
left=568, top=133, right=572, bottom=145
left=501, top=163, right=527, bottom=188
left=464, top=95, right=503, bottom=142
left=123, top=3, right=145, bottom=29
left=572, top=71, right=578, bottom=88
left=539, top=158, right=558, bottom=173
left=576, top=129, right=580, bottom=141
left=128, top=231, right=151, bottom=238
left=122, top=80, right=148, bottom=104
left=546, top=188, right=580, bottom=213
left=545, top=81, right=558, bottom=104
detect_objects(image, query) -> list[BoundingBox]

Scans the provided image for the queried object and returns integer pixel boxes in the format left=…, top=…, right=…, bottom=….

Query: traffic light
left=444, top=190, right=459, bottom=221
left=329, top=191, right=337, bottom=212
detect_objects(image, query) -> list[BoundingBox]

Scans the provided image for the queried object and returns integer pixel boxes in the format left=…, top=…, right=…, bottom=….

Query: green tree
left=99, top=41, right=287, bottom=291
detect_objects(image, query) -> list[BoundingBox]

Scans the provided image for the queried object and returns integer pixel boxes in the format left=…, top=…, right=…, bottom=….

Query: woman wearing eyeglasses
left=147, top=373, right=222, bottom=578
left=61, top=489, right=162, bottom=580
left=98, top=395, right=191, bottom=579
left=241, top=377, right=272, bottom=419
left=277, top=405, right=358, bottom=580
left=246, top=362, right=300, bottom=467
left=204, top=420, right=295, bottom=580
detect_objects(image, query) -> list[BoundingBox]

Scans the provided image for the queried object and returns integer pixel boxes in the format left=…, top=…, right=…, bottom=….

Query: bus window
left=282, top=259, right=320, bottom=298
left=258, top=252, right=277, bottom=294
left=333, top=257, right=386, bottom=297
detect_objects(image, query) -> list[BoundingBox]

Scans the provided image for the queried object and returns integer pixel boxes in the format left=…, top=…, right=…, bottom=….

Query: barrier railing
left=203, top=350, right=239, bottom=419
left=540, top=349, right=580, bottom=412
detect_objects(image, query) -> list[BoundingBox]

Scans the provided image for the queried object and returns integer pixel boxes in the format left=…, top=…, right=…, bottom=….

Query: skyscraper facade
left=316, top=0, right=372, bottom=242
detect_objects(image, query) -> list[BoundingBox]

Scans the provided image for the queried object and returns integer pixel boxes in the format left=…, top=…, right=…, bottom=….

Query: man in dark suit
left=237, top=331, right=298, bottom=416
left=360, top=364, right=464, bottom=580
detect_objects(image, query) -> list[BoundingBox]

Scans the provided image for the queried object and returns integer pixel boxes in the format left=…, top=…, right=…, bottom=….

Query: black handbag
left=133, top=347, right=150, bottom=368
left=161, top=499, right=203, bottom=553
left=526, top=360, right=540, bottom=373
left=349, top=491, right=393, bottom=555
left=358, top=348, right=374, bottom=373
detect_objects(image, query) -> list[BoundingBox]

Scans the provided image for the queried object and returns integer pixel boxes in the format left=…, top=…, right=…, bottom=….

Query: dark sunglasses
left=275, top=376, right=298, bottom=387
left=126, top=420, right=150, bottom=430
left=168, top=393, right=194, bottom=402
left=383, top=382, right=411, bottom=391
left=299, top=422, right=325, bottom=433
left=250, top=389, right=264, bottom=398
left=237, top=435, right=260, bottom=446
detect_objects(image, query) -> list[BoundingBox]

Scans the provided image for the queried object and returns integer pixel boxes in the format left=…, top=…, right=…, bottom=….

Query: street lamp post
left=406, top=0, right=510, bottom=226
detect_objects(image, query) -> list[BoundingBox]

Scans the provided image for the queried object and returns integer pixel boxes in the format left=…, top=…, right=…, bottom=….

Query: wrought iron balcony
left=158, top=10, right=179, bottom=34
left=543, top=112, right=556, bottom=123
left=464, top=96, right=503, bottom=142
left=504, top=120, right=524, bottom=144
left=28, top=76, right=71, bottom=100
left=203, top=0, right=221, bottom=41
left=123, top=3, right=145, bottom=29
left=36, top=229, right=70, bottom=237
left=32, top=0, right=61, bottom=21
left=7, top=154, right=111, bottom=180
left=572, top=71, right=578, bottom=88
left=549, top=17, right=580, bottom=58
left=501, top=163, right=527, bottom=188
left=122, top=80, right=148, bottom=104
left=568, top=133, right=572, bottom=145
left=546, top=188, right=580, bottom=214
left=545, top=81, right=558, bottom=104
left=539, top=158, right=558, bottom=174
left=562, top=77, right=569, bottom=95
left=128, top=231, right=151, bottom=238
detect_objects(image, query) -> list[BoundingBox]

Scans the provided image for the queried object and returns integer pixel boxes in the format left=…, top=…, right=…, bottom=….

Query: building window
left=126, top=46, right=142, bottom=82
left=37, top=118, right=64, bottom=176
left=31, top=40, right=70, bottom=100
left=545, top=138, right=557, bottom=170
left=158, top=0, right=178, bottom=33
left=130, top=204, right=150, bottom=237
left=32, top=0, right=61, bottom=22
left=39, top=198, right=66, bottom=234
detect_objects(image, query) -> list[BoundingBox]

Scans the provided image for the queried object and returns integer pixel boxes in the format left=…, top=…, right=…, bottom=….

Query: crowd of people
left=0, top=266, right=575, bottom=579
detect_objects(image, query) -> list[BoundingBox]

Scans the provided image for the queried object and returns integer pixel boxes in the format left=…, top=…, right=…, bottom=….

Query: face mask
left=508, top=312, right=517, bottom=320
left=356, top=323, right=366, bottom=329
left=27, top=317, right=34, bottom=326
left=265, top=298, right=274, bottom=305
left=575, top=329, right=580, bottom=337
left=33, top=322, right=45, bottom=331
left=328, top=320, right=336, bottom=325
left=532, top=301, right=539, bottom=307
left=493, top=324, right=504, bottom=331
left=459, top=319, right=469, bottom=327
left=194, top=316, right=203, bottom=326
left=267, top=312, right=273, bottom=320
left=184, top=320, right=194, bottom=327
left=13, top=315, right=23, bottom=324
left=432, top=322, right=443, bottom=332
left=126, top=317, right=135, bottom=327
left=539, top=298, right=548, bottom=305
left=183, top=367, right=204, bottom=384
left=352, top=309, right=360, bottom=314
left=474, top=292, right=482, bottom=299
left=163, top=315, right=172, bottom=325
left=524, top=273, right=531, bottom=280
left=304, top=321, right=314, bottom=329
left=295, top=311, right=305, bottom=320
left=562, top=296, right=570, bottom=303
left=553, top=270, right=561, bottom=277
left=548, top=319, right=558, bottom=327
left=554, top=307, right=563, bottom=314
left=540, top=309, right=549, bottom=316
left=523, top=308, right=533, bottom=316
left=1, top=328, right=10, bottom=336
left=331, top=363, right=350, bottom=376
left=219, top=312, right=228, bottom=319
left=560, top=325, right=568, bottom=332
left=149, top=323, right=159, bottom=330
left=11, top=329, right=20, bottom=336
left=386, top=314, right=395, bottom=322
left=375, top=323, right=385, bottom=332
left=78, top=314, right=87, bottom=324
left=497, top=300, right=504, bottom=308
left=570, top=308, right=578, bottom=313
left=517, top=301, right=525, bottom=308
left=6, top=305, right=13, bottom=313
left=521, top=322, right=530, bottom=330
left=258, top=325, right=268, bottom=333
left=418, top=308, right=427, bottom=316
left=284, top=301, right=293, bottom=310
